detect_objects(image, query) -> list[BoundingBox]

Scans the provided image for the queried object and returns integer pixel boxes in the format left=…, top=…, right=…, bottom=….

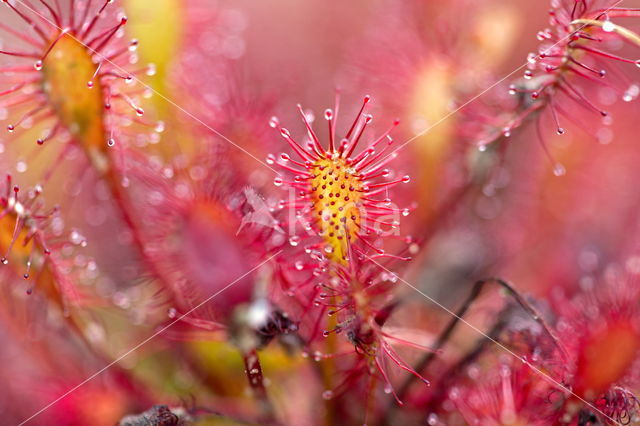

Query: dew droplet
left=269, top=116, right=279, bottom=128
left=34, top=60, right=42, bottom=70
left=107, top=138, right=115, bottom=147
left=70, top=230, right=87, bottom=246
left=16, top=161, right=27, bottom=173
left=623, top=84, right=640, bottom=102
left=145, top=63, right=156, bottom=76
left=401, top=175, right=411, bottom=183
left=427, top=413, right=439, bottom=425
left=324, top=109, right=333, bottom=120
left=168, top=307, right=177, bottom=318
left=553, top=163, right=566, bottom=177
left=602, top=20, right=615, bottom=32
left=524, top=70, right=533, bottom=80
left=266, top=154, right=276, bottom=165
left=289, top=235, right=301, bottom=246
left=273, top=176, right=284, bottom=187
left=556, top=127, right=565, bottom=135
left=322, top=390, right=334, bottom=400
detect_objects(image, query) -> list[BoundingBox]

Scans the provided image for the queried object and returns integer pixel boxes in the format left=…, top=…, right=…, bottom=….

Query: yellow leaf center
left=309, top=156, right=363, bottom=264
left=41, top=33, right=106, bottom=156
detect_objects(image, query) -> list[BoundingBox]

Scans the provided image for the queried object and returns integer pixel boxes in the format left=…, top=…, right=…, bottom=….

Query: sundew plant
left=1, top=1, right=640, bottom=425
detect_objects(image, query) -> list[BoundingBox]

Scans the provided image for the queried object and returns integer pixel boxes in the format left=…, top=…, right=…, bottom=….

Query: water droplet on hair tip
left=602, top=20, right=615, bottom=32
left=553, top=164, right=566, bottom=176
left=623, top=84, right=639, bottom=102
left=289, top=236, right=300, bottom=246
left=322, top=390, right=333, bottom=400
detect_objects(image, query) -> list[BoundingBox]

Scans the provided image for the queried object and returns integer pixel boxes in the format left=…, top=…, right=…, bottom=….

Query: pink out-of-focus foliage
left=1, top=0, right=640, bottom=425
